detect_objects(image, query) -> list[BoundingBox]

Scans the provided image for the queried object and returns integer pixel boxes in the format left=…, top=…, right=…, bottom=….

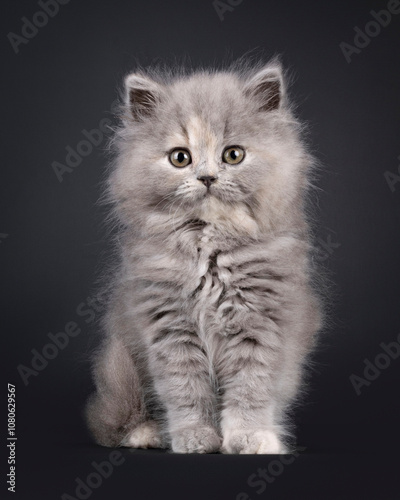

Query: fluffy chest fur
left=128, top=211, right=306, bottom=355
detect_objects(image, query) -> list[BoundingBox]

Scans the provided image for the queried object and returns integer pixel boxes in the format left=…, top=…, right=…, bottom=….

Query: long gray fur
left=85, top=59, right=324, bottom=454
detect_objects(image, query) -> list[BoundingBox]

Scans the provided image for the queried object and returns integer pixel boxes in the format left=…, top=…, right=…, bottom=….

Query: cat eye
left=169, top=149, right=192, bottom=168
left=222, top=146, right=245, bottom=165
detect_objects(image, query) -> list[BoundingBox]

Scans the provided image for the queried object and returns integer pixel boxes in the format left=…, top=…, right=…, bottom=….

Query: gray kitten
left=85, top=60, right=323, bottom=454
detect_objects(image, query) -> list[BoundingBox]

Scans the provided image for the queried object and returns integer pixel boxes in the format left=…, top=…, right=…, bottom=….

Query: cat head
left=109, top=61, right=311, bottom=234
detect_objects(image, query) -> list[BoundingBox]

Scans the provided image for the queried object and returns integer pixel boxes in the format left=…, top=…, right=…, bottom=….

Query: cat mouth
left=203, top=188, right=217, bottom=200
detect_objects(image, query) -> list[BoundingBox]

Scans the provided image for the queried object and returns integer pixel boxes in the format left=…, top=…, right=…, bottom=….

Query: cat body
left=85, top=61, right=323, bottom=454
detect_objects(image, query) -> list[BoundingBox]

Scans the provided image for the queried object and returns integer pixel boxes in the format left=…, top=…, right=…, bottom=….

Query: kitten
left=85, top=60, right=323, bottom=454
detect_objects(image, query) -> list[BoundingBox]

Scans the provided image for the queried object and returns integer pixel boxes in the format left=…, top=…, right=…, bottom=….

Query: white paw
left=121, top=421, right=163, bottom=449
left=222, top=429, right=287, bottom=454
left=171, top=426, right=222, bottom=454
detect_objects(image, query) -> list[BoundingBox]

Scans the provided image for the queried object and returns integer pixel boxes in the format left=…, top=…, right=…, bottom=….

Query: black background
left=2, top=0, right=400, bottom=498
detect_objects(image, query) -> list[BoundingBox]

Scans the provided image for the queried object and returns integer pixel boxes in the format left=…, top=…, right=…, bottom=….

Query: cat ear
left=244, top=64, right=285, bottom=112
left=124, top=73, right=163, bottom=120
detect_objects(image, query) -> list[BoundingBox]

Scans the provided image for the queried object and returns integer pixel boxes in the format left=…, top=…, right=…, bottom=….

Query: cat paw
left=171, top=426, right=222, bottom=454
left=121, top=421, right=164, bottom=449
left=222, top=429, right=286, bottom=454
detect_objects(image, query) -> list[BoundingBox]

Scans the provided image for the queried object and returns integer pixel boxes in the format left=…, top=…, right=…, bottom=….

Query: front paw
left=170, top=426, right=222, bottom=454
left=222, top=429, right=287, bottom=454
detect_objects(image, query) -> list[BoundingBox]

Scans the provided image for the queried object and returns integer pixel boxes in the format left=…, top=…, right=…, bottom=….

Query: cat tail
left=85, top=335, right=146, bottom=447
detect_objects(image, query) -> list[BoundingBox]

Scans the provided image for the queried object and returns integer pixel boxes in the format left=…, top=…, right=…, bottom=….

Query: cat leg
left=148, top=327, right=221, bottom=453
left=217, top=327, right=288, bottom=454
left=86, top=336, right=162, bottom=448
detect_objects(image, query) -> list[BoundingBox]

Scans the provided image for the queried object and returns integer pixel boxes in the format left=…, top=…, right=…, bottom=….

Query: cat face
left=110, top=63, right=308, bottom=230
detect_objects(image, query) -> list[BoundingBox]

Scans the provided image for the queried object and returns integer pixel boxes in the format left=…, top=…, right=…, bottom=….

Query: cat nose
left=197, top=175, right=217, bottom=188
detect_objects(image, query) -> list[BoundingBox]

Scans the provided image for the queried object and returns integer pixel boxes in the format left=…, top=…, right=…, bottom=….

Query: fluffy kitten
left=85, top=60, right=323, bottom=454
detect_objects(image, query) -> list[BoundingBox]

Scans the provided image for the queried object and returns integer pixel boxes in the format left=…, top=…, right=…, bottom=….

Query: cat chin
left=199, top=194, right=254, bottom=224
left=199, top=188, right=245, bottom=204
left=181, top=192, right=250, bottom=222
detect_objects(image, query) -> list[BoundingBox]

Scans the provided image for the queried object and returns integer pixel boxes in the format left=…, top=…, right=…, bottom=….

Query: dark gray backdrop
left=2, top=0, right=400, bottom=499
